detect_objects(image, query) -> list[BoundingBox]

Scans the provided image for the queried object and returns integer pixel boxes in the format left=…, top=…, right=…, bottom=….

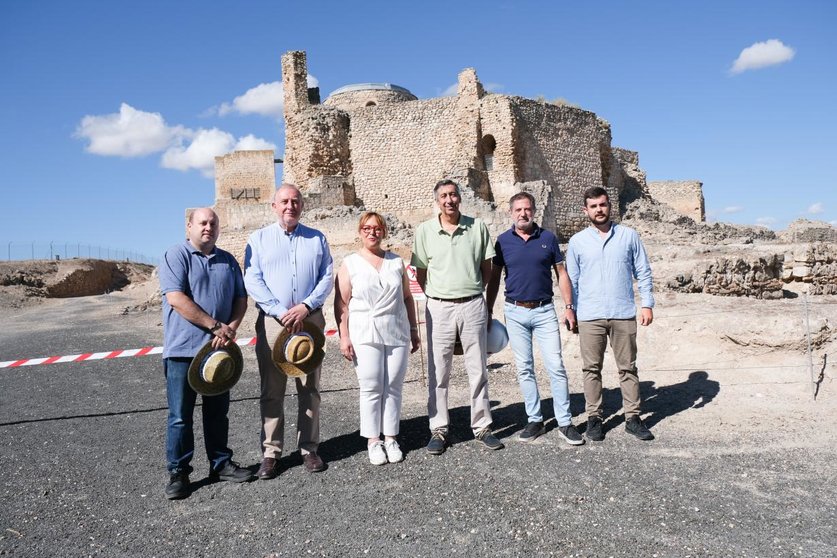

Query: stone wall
left=778, top=219, right=837, bottom=243
left=666, top=255, right=785, bottom=299
left=347, top=96, right=460, bottom=213
left=647, top=180, right=705, bottom=222
left=783, top=243, right=837, bottom=295
left=324, top=87, right=417, bottom=111
left=512, top=99, right=614, bottom=237
left=210, top=50, right=711, bottom=259
left=213, top=150, right=275, bottom=229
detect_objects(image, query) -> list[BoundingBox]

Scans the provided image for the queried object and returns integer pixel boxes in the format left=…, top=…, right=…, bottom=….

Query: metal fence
left=3, top=241, right=159, bottom=266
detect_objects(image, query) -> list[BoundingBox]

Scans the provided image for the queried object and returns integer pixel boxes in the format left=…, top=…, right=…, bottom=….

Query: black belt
left=507, top=298, right=552, bottom=309
left=428, top=294, right=482, bottom=304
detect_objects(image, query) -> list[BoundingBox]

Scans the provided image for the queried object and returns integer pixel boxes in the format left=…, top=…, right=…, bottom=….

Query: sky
left=1, top=1, right=835, bottom=261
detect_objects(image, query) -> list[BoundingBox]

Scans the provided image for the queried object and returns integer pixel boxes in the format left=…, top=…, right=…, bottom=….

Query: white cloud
left=829, top=220, right=837, bottom=227
left=234, top=134, right=276, bottom=151
left=218, top=81, right=284, bottom=117
left=441, top=83, right=458, bottom=97
left=75, top=103, right=185, bottom=157
left=215, top=74, right=319, bottom=118
left=755, top=216, right=777, bottom=226
left=807, top=202, right=824, bottom=214
left=77, top=103, right=275, bottom=178
left=722, top=206, right=743, bottom=214
left=161, top=128, right=234, bottom=177
left=730, top=39, right=795, bottom=75
left=484, top=82, right=503, bottom=93
left=161, top=128, right=275, bottom=177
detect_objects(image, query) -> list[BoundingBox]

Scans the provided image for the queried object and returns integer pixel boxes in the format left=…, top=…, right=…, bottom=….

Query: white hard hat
left=487, top=319, right=509, bottom=354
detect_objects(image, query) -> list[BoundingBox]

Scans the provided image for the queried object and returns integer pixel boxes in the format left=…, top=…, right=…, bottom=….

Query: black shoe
left=426, top=430, right=447, bottom=455
left=557, top=424, right=585, bottom=446
left=625, top=416, right=654, bottom=441
left=518, top=421, right=545, bottom=442
left=475, top=428, right=504, bottom=450
left=210, top=460, right=255, bottom=483
left=586, top=416, right=604, bottom=442
left=165, top=472, right=190, bottom=500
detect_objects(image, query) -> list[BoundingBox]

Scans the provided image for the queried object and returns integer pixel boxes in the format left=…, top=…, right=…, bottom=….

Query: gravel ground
left=1, top=292, right=836, bottom=557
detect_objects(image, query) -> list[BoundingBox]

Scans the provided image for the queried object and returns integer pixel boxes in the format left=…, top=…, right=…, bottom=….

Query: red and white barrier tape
left=0, top=329, right=340, bottom=369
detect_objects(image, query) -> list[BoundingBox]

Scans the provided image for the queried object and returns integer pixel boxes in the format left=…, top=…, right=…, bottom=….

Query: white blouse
left=345, top=251, right=410, bottom=347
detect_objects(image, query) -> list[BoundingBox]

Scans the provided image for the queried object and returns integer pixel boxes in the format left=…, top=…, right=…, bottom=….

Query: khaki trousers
left=578, top=319, right=641, bottom=419
left=426, top=296, right=493, bottom=434
left=255, top=310, right=324, bottom=458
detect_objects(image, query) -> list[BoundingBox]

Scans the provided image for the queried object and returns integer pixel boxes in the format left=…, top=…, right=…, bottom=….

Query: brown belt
left=428, top=294, right=482, bottom=304
left=507, top=299, right=552, bottom=309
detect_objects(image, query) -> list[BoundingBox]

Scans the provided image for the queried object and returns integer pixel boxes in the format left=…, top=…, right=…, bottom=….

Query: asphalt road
left=1, top=294, right=835, bottom=557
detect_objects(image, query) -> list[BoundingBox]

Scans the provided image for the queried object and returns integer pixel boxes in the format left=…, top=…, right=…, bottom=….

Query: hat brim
left=271, top=318, right=326, bottom=378
left=188, top=340, right=244, bottom=396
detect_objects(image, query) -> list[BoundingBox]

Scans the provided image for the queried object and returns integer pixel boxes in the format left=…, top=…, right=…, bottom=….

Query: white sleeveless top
left=345, top=251, right=410, bottom=347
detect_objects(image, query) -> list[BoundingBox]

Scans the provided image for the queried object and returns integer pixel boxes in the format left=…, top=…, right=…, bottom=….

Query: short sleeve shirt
left=159, top=241, right=246, bottom=359
left=494, top=224, right=563, bottom=302
left=410, top=214, right=495, bottom=299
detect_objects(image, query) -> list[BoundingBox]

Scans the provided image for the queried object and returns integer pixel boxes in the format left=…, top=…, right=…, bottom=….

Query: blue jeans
left=504, top=302, right=572, bottom=426
left=164, top=357, right=233, bottom=474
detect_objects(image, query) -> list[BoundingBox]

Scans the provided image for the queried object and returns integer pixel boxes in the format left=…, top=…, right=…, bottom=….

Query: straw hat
left=271, top=319, right=326, bottom=378
left=188, top=340, right=243, bottom=396
left=453, top=319, right=509, bottom=355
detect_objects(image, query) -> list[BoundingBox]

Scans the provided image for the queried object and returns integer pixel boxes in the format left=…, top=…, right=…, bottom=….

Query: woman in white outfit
left=335, top=212, right=420, bottom=465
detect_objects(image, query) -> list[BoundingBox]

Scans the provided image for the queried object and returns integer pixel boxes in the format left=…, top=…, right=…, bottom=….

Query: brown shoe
left=302, top=452, right=326, bottom=473
left=257, top=457, right=279, bottom=480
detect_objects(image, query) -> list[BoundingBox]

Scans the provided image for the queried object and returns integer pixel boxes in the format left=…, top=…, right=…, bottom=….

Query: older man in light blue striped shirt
left=566, top=186, right=655, bottom=442
left=244, top=184, right=334, bottom=477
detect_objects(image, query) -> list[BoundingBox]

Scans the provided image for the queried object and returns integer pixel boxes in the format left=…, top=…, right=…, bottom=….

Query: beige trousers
left=255, top=310, right=324, bottom=458
left=425, top=296, right=493, bottom=434
left=578, top=319, right=641, bottom=419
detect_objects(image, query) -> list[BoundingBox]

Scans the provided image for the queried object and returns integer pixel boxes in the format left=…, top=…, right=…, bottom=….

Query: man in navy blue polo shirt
left=159, top=207, right=254, bottom=500
left=486, top=192, right=583, bottom=445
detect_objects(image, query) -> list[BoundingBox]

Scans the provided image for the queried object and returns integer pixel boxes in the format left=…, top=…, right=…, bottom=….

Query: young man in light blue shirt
left=566, top=187, right=655, bottom=442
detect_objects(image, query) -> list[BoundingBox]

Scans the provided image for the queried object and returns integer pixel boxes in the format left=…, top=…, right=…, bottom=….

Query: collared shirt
left=159, top=241, right=246, bottom=359
left=566, top=222, right=654, bottom=321
left=244, top=222, right=334, bottom=317
left=410, top=214, right=495, bottom=299
left=494, top=223, right=563, bottom=302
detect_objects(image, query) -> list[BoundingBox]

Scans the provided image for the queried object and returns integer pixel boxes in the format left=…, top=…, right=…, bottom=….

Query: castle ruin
left=211, top=50, right=705, bottom=258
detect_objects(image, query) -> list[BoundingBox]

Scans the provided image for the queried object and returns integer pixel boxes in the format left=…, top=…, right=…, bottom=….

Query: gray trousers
left=578, top=318, right=641, bottom=419
left=255, top=310, right=324, bottom=458
left=426, top=296, right=493, bottom=434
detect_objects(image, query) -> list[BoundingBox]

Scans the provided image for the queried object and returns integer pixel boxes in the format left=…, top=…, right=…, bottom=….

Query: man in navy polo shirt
left=486, top=192, right=583, bottom=445
left=159, top=207, right=254, bottom=500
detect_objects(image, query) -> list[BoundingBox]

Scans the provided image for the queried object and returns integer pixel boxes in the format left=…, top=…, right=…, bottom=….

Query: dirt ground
left=1, top=244, right=836, bottom=556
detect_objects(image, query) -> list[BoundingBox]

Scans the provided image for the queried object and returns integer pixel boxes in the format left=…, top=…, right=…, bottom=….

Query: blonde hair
left=357, top=211, right=388, bottom=239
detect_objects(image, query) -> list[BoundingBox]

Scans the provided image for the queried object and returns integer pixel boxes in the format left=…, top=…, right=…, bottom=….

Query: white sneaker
left=368, top=441, right=387, bottom=465
left=384, top=440, right=403, bottom=463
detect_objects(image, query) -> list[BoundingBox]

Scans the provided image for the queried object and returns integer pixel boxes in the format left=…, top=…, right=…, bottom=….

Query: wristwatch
left=210, top=321, right=222, bottom=333
left=565, top=304, right=575, bottom=310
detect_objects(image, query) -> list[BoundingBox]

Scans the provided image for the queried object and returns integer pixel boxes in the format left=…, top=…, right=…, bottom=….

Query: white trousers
left=354, top=343, right=409, bottom=438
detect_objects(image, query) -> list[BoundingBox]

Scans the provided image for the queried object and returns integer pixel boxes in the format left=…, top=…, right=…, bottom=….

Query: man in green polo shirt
left=411, top=179, right=504, bottom=454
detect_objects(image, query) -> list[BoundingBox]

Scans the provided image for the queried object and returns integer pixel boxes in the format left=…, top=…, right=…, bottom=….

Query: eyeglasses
left=360, top=226, right=384, bottom=235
